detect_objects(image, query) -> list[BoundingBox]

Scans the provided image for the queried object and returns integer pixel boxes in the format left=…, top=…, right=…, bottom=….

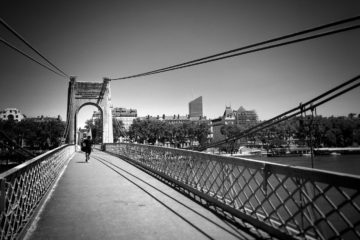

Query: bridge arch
left=66, top=77, right=113, bottom=144
left=75, top=102, right=103, bottom=144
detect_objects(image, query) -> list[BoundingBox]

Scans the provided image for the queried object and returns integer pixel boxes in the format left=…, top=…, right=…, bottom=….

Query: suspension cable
left=134, top=25, right=360, bottom=79
left=110, top=16, right=360, bottom=81
left=61, top=118, right=69, bottom=144
left=62, top=82, right=74, bottom=143
left=0, top=37, right=69, bottom=78
left=0, top=17, right=70, bottom=78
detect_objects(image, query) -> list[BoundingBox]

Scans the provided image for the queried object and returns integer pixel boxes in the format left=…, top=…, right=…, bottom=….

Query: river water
left=242, top=154, right=360, bottom=176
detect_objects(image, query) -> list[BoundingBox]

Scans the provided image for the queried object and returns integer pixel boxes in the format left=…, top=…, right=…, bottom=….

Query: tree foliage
left=128, top=119, right=210, bottom=148
left=0, top=118, right=66, bottom=149
left=113, top=118, right=125, bottom=141
left=84, top=118, right=124, bottom=143
left=219, top=115, right=360, bottom=149
left=84, top=114, right=360, bottom=148
left=84, top=118, right=102, bottom=143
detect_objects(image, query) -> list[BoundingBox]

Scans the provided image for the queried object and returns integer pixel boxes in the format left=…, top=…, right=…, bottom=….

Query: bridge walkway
left=23, top=150, right=253, bottom=240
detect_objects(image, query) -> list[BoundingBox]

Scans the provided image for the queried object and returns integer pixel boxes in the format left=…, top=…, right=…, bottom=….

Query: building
left=217, top=105, right=258, bottom=127
left=210, top=106, right=259, bottom=144
left=92, top=111, right=101, bottom=120
left=0, top=108, right=25, bottom=121
left=113, top=107, right=137, bottom=130
left=135, top=96, right=206, bottom=125
left=189, top=96, right=203, bottom=118
left=162, top=114, right=189, bottom=124
left=235, top=106, right=258, bottom=126
left=139, top=113, right=208, bottom=125
left=209, top=106, right=236, bottom=143
left=92, top=107, right=138, bottom=130
left=223, top=106, right=236, bottom=125
left=140, top=114, right=190, bottom=124
left=209, top=117, right=224, bottom=143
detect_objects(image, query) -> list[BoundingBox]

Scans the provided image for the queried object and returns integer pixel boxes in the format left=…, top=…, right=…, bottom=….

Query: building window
left=16, top=115, right=18, bottom=118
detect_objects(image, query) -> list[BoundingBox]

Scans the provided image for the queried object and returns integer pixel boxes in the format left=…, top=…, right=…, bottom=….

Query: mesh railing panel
left=105, top=143, right=360, bottom=240
left=0, top=145, right=75, bottom=240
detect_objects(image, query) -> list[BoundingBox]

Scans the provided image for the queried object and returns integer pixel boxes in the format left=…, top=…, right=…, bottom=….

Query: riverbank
left=0, top=161, right=19, bottom=173
left=315, top=147, right=360, bottom=155
left=231, top=147, right=360, bottom=157
left=238, top=153, right=360, bottom=176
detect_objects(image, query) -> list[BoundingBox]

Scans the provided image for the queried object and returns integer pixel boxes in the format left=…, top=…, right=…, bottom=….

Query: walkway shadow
left=93, top=153, right=259, bottom=240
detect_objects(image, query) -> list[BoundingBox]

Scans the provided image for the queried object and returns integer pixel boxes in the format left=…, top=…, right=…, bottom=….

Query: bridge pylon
left=66, top=77, right=113, bottom=144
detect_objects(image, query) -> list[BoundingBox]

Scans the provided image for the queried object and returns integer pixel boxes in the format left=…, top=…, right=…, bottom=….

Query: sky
left=1, top=1, right=360, bottom=127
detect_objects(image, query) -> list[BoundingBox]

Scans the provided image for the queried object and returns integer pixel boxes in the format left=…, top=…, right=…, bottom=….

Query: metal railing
left=104, top=143, right=360, bottom=240
left=0, top=144, right=75, bottom=240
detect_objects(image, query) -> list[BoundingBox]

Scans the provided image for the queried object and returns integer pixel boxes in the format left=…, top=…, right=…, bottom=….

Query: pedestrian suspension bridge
left=1, top=76, right=360, bottom=240
left=1, top=16, right=360, bottom=240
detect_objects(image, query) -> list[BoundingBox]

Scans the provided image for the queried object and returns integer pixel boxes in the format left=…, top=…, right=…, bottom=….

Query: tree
left=0, top=118, right=66, bottom=149
left=127, top=119, right=210, bottom=148
left=85, top=118, right=102, bottom=143
left=128, top=119, right=149, bottom=143
left=127, top=114, right=360, bottom=149
left=163, top=123, right=184, bottom=147
left=195, top=122, right=210, bottom=147
left=113, top=118, right=125, bottom=142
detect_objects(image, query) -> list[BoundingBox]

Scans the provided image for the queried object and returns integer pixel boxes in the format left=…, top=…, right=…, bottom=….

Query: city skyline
left=1, top=1, right=359, bottom=128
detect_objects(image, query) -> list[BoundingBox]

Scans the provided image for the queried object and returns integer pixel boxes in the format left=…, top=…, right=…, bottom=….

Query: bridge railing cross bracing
left=0, top=145, right=75, bottom=240
left=104, top=143, right=360, bottom=240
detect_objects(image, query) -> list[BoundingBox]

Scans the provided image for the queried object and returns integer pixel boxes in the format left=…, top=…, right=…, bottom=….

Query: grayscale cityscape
left=0, top=1, right=360, bottom=240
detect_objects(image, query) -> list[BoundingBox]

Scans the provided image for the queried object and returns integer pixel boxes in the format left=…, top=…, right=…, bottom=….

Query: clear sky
left=1, top=1, right=359, bottom=127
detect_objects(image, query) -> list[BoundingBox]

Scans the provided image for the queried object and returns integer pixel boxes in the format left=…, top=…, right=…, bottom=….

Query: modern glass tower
left=189, top=96, right=203, bottom=118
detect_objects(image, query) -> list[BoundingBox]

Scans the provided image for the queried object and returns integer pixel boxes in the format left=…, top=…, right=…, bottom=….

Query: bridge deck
left=23, top=150, right=253, bottom=240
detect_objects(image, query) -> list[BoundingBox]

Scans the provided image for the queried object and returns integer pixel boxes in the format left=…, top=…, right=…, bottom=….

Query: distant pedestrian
left=82, top=136, right=93, bottom=162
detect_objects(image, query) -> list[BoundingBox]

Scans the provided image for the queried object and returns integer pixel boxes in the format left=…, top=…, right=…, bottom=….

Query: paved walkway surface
left=23, top=150, right=253, bottom=240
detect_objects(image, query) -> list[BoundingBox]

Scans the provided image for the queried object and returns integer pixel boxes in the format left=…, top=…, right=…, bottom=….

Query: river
left=241, top=154, right=360, bottom=176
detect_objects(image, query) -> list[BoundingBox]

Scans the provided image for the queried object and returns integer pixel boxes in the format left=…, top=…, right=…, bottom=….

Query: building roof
left=223, top=106, right=235, bottom=117
left=237, top=106, right=246, bottom=112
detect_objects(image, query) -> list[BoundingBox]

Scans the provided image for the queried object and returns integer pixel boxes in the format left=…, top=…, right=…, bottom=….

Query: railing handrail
left=105, top=143, right=360, bottom=187
left=0, top=144, right=73, bottom=180
left=0, top=144, right=75, bottom=240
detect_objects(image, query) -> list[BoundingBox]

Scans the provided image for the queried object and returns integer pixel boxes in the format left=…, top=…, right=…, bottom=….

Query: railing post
left=227, top=166, right=239, bottom=209
left=0, top=179, right=6, bottom=213
left=304, top=180, right=322, bottom=238
left=261, top=164, right=270, bottom=195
